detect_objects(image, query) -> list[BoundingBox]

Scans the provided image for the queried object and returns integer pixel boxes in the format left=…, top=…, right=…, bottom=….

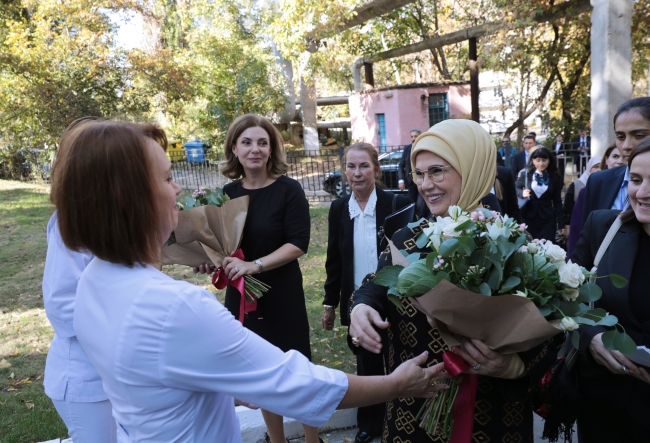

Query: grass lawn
left=0, top=179, right=353, bottom=443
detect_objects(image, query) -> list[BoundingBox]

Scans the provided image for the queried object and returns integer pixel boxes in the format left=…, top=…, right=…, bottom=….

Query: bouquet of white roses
left=373, top=206, right=631, bottom=438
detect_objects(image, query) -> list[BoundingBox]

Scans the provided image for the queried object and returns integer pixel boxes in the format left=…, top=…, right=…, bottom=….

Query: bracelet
left=323, top=305, right=335, bottom=311
left=254, top=259, right=263, bottom=274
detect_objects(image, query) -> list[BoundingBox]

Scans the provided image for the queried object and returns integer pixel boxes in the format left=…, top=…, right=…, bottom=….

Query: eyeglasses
left=410, top=165, right=454, bottom=185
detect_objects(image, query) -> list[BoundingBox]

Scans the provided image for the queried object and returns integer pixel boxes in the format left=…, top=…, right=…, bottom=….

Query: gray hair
left=410, top=129, right=422, bottom=134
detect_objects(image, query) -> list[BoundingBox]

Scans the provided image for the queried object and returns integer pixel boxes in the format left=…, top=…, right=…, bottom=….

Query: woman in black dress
left=515, top=147, right=564, bottom=242
left=218, top=114, right=316, bottom=443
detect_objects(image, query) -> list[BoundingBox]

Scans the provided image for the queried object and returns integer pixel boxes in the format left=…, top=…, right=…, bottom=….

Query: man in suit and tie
left=398, top=128, right=422, bottom=203
left=511, top=135, right=537, bottom=178
left=572, top=128, right=591, bottom=174
left=551, top=133, right=567, bottom=177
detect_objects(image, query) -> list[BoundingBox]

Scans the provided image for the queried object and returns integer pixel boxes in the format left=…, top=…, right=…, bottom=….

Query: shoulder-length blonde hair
left=343, top=142, right=383, bottom=187
left=219, top=114, right=288, bottom=180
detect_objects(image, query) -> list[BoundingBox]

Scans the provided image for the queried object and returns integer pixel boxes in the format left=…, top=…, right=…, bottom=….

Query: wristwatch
left=323, top=305, right=334, bottom=311
left=254, top=259, right=264, bottom=274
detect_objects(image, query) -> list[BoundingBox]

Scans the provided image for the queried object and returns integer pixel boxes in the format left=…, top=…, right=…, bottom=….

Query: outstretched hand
left=348, top=305, right=390, bottom=354
left=391, top=352, right=449, bottom=398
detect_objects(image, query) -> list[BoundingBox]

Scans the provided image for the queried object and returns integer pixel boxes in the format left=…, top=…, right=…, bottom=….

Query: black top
left=223, top=175, right=312, bottom=358
left=630, top=230, right=650, bottom=325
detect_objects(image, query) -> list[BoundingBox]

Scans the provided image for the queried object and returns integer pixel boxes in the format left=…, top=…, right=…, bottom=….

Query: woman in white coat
left=49, top=118, right=447, bottom=443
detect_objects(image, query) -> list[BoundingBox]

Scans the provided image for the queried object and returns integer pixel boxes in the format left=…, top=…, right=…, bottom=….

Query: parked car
left=323, top=150, right=406, bottom=198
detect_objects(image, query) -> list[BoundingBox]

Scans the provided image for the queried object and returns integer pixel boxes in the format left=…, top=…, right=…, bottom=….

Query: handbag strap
left=392, top=193, right=398, bottom=213
left=594, top=216, right=622, bottom=268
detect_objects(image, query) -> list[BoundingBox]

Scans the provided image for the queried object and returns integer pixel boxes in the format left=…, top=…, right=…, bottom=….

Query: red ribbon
left=443, top=351, right=478, bottom=443
left=212, top=248, right=257, bottom=323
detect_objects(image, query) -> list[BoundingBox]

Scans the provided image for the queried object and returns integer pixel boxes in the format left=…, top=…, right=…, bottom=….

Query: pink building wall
left=349, top=83, right=471, bottom=150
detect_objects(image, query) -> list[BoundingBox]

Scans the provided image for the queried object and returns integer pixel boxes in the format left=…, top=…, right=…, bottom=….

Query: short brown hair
left=219, top=114, right=288, bottom=180
left=620, top=139, right=650, bottom=224
left=51, top=119, right=168, bottom=267
left=599, top=144, right=617, bottom=171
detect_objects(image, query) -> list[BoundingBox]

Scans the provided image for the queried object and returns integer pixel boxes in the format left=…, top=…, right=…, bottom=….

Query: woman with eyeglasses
left=515, top=147, right=565, bottom=242
left=348, top=120, right=561, bottom=442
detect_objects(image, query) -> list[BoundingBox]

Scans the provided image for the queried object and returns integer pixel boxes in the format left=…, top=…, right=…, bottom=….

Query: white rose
left=560, top=317, right=579, bottom=331
left=561, top=288, right=579, bottom=302
left=559, top=261, right=586, bottom=288
left=442, top=222, right=463, bottom=238
left=527, top=243, right=539, bottom=254
left=544, top=243, right=567, bottom=264
left=514, top=290, right=527, bottom=297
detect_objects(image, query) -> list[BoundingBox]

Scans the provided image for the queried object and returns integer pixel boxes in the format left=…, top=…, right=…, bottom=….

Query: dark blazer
left=571, top=210, right=650, bottom=428
left=580, top=165, right=627, bottom=228
left=324, top=187, right=411, bottom=326
left=515, top=169, right=564, bottom=229
left=496, top=165, right=520, bottom=222
left=571, top=136, right=591, bottom=155
left=397, top=144, right=414, bottom=187
left=511, top=150, right=528, bottom=179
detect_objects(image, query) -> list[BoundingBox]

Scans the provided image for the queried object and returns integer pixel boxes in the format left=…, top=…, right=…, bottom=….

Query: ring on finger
left=622, top=364, right=628, bottom=373
left=472, top=363, right=481, bottom=371
left=234, top=267, right=239, bottom=273
left=351, top=337, right=360, bottom=347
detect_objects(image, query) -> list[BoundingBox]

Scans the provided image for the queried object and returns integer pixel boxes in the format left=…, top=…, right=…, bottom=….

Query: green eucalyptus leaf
left=479, top=282, right=492, bottom=296
left=613, top=331, right=637, bottom=354
left=452, top=256, right=470, bottom=276
left=595, top=315, right=618, bottom=327
left=571, top=330, right=580, bottom=349
left=214, top=187, right=225, bottom=196
left=426, top=252, right=437, bottom=270
left=415, top=232, right=430, bottom=249
left=538, top=305, right=553, bottom=317
left=601, top=331, right=617, bottom=350
left=454, top=219, right=475, bottom=232
left=577, top=282, right=602, bottom=303
left=435, top=271, right=451, bottom=284
left=500, top=276, right=521, bottom=293
left=573, top=316, right=596, bottom=326
left=457, top=236, right=477, bottom=255
left=405, top=252, right=422, bottom=263
left=486, top=266, right=500, bottom=290
left=373, top=265, right=404, bottom=288
left=407, top=219, right=427, bottom=229
left=438, top=238, right=460, bottom=257
left=558, top=300, right=582, bottom=317
left=208, top=193, right=219, bottom=205
left=609, top=274, right=628, bottom=289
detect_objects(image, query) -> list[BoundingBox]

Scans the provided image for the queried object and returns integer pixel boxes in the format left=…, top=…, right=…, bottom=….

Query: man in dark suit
left=571, top=128, right=591, bottom=174
left=496, top=165, right=521, bottom=222
left=323, top=187, right=411, bottom=443
left=579, top=165, right=628, bottom=228
left=511, top=135, right=536, bottom=178
left=397, top=129, right=421, bottom=203
left=551, top=133, right=567, bottom=177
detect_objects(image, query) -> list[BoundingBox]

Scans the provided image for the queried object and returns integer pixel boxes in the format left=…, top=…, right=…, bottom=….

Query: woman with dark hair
left=571, top=140, right=650, bottom=442
left=218, top=114, right=315, bottom=443
left=599, top=144, right=624, bottom=171
left=52, top=118, right=447, bottom=442
left=515, top=147, right=564, bottom=241
left=322, top=142, right=411, bottom=443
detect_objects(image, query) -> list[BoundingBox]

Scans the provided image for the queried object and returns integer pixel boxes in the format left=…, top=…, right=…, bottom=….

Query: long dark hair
left=526, top=147, right=559, bottom=178
left=613, top=97, right=650, bottom=126
left=620, top=139, right=650, bottom=223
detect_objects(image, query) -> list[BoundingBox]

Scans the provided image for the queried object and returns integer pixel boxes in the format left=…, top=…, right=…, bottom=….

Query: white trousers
left=52, top=398, right=117, bottom=443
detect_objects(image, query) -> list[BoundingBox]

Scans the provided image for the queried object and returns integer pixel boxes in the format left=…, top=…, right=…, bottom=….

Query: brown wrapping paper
left=161, top=195, right=249, bottom=268
left=388, top=240, right=562, bottom=354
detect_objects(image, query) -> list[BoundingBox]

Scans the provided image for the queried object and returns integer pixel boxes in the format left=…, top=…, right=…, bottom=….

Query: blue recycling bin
left=185, top=140, right=205, bottom=163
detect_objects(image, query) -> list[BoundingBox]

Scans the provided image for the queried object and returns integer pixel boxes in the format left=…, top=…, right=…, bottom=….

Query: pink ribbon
left=443, top=351, right=478, bottom=443
left=212, top=248, right=257, bottom=323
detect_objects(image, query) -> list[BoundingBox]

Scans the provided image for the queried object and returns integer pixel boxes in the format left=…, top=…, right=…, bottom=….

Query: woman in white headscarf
left=349, top=119, right=562, bottom=442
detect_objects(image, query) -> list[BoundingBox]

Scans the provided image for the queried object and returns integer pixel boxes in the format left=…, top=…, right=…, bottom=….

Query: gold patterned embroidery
left=398, top=321, right=419, bottom=348
left=502, top=433, right=523, bottom=443
left=474, top=399, right=492, bottom=425
left=394, top=408, right=416, bottom=434
left=477, top=377, right=494, bottom=395
left=503, top=403, right=525, bottom=427
left=473, top=431, right=491, bottom=443
left=427, top=328, right=448, bottom=354
left=403, top=237, right=417, bottom=251
left=401, top=298, right=418, bottom=317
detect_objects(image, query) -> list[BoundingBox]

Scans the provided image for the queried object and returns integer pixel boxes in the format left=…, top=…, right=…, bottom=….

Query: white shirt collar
left=349, top=188, right=377, bottom=219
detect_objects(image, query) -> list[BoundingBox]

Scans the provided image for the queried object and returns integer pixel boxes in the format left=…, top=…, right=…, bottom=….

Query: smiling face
left=629, top=151, right=650, bottom=233
left=146, top=138, right=182, bottom=244
left=345, top=149, right=378, bottom=198
left=232, top=126, right=271, bottom=175
left=614, top=110, right=650, bottom=164
left=414, top=150, right=461, bottom=217
left=606, top=147, right=624, bottom=169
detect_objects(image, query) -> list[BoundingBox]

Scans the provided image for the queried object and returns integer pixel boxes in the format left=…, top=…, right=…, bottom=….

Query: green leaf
left=185, top=196, right=197, bottom=208
left=457, top=236, right=477, bottom=255
left=479, top=282, right=492, bottom=296
left=609, top=274, right=628, bottom=289
left=415, top=232, right=430, bottom=249
left=571, top=330, right=580, bottom=349
left=594, top=315, right=618, bottom=327
left=451, top=256, right=469, bottom=276
left=214, top=187, right=225, bottom=195
left=405, top=252, right=422, bottom=263
left=486, top=266, right=501, bottom=290
left=407, top=218, right=427, bottom=229
left=406, top=276, right=438, bottom=297
left=387, top=293, right=404, bottom=310
left=558, top=300, right=582, bottom=317
left=538, top=305, right=553, bottom=316
left=438, top=238, right=460, bottom=257
left=435, top=271, right=451, bottom=284
left=601, top=331, right=617, bottom=350
left=577, top=282, right=602, bottom=303
left=426, top=252, right=437, bottom=270
left=372, top=265, right=403, bottom=288
left=500, top=276, right=521, bottom=293
left=396, top=261, right=432, bottom=294
left=454, top=219, right=475, bottom=231
left=573, top=316, right=596, bottom=326
left=613, top=331, right=637, bottom=354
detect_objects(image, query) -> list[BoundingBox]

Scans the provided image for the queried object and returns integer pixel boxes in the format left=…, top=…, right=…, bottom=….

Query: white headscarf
left=578, top=156, right=602, bottom=185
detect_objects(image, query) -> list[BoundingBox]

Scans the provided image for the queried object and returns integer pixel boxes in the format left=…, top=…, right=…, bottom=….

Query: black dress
left=351, top=219, right=563, bottom=443
left=224, top=175, right=312, bottom=359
